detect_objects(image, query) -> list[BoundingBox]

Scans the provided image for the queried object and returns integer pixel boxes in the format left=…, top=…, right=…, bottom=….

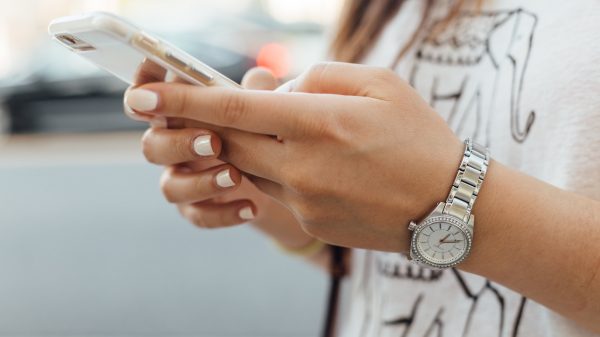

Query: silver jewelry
left=407, top=138, right=490, bottom=269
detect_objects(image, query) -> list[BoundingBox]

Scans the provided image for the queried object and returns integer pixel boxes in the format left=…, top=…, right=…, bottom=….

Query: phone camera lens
left=58, top=34, right=77, bottom=45
left=56, top=34, right=95, bottom=51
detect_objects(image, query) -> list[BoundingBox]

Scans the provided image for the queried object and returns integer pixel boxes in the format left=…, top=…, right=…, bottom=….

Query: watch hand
left=441, top=240, right=463, bottom=244
left=439, top=233, right=451, bottom=243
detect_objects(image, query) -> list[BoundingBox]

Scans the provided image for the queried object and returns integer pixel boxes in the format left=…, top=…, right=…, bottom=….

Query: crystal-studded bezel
left=410, top=215, right=473, bottom=269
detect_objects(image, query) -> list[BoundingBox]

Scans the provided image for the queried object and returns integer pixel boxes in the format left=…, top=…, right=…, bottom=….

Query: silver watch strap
left=443, top=138, right=490, bottom=222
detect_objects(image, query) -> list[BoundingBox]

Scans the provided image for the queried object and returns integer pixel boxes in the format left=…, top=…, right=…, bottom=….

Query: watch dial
left=416, top=221, right=468, bottom=264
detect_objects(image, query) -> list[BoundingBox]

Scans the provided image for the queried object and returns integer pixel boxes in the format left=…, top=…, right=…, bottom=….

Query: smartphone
left=48, top=11, right=241, bottom=88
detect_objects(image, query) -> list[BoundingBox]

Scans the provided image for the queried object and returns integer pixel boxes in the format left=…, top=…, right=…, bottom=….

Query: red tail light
left=256, top=43, right=290, bottom=78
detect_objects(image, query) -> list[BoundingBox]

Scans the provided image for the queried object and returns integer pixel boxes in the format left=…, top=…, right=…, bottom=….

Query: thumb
left=241, top=67, right=278, bottom=90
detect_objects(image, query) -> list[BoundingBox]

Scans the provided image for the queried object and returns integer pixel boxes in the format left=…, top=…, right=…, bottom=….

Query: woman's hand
left=125, top=62, right=464, bottom=252
left=125, top=62, right=600, bottom=332
left=126, top=66, right=318, bottom=251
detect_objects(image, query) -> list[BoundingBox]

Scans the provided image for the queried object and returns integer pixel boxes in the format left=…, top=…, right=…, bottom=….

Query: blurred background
left=0, top=0, right=342, bottom=336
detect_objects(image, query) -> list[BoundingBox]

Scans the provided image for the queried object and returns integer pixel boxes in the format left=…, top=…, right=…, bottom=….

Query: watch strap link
left=444, top=138, right=490, bottom=222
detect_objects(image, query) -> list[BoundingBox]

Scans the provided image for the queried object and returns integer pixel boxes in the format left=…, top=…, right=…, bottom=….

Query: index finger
left=126, top=82, right=330, bottom=138
left=126, top=58, right=191, bottom=123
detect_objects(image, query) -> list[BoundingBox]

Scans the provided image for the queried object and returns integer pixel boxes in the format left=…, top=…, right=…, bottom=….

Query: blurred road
left=0, top=133, right=326, bottom=337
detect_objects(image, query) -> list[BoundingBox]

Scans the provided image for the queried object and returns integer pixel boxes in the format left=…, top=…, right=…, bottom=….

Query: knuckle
left=195, top=171, right=217, bottom=195
left=194, top=213, right=224, bottom=230
left=169, top=133, right=192, bottom=161
left=326, top=113, right=358, bottom=144
left=218, top=91, right=247, bottom=125
left=372, top=67, right=397, bottom=82
left=141, top=129, right=158, bottom=164
left=214, top=210, right=232, bottom=227
left=368, top=67, right=399, bottom=90
left=307, top=62, right=329, bottom=78
left=190, top=211, right=210, bottom=228
left=159, top=171, right=177, bottom=203
left=312, top=113, right=343, bottom=140
left=303, top=62, right=331, bottom=89
left=170, top=87, right=190, bottom=116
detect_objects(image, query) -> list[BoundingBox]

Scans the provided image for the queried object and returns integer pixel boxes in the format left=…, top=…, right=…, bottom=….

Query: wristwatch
left=407, top=138, right=490, bottom=269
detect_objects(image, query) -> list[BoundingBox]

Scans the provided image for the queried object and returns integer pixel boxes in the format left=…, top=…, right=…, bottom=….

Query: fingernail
left=150, top=117, right=167, bottom=128
left=216, top=169, right=236, bottom=188
left=123, top=99, right=152, bottom=121
left=238, top=206, right=255, bottom=220
left=125, top=89, right=158, bottom=112
left=193, top=135, right=214, bottom=156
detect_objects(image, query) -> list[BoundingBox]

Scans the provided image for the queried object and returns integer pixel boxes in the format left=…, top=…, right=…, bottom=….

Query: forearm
left=459, top=160, right=600, bottom=332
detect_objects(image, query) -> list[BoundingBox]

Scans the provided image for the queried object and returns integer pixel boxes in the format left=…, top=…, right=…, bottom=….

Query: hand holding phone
left=49, top=11, right=243, bottom=124
left=49, top=12, right=316, bottom=254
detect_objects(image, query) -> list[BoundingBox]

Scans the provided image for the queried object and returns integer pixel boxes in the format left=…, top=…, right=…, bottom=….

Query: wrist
left=407, top=138, right=490, bottom=269
left=407, top=137, right=465, bottom=223
left=456, top=159, right=510, bottom=274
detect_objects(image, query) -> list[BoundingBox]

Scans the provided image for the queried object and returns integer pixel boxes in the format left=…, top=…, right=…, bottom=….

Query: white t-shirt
left=337, top=1, right=600, bottom=336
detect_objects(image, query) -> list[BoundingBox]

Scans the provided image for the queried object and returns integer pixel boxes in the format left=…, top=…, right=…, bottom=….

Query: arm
left=125, top=62, right=598, bottom=332
left=460, top=160, right=600, bottom=332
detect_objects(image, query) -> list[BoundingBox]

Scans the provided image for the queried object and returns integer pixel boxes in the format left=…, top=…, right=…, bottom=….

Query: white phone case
left=48, top=11, right=241, bottom=88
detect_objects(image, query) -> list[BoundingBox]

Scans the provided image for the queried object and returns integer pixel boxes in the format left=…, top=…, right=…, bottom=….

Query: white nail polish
left=238, top=206, right=255, bottom=220
left=216, top=169, right=235, bottom=188
left=123, top=98, right=152, bottom=122
left=125, top=89, right=158, bottom=112
left=193, top=135, right=214, bottom=156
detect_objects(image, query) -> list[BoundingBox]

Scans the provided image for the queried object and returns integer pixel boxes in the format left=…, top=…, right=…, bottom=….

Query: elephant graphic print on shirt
left=409, top=9, right=538, bottom=145
left=355, top=8, right=541, bottom=337
left=369, top=252, right=528, bottom=337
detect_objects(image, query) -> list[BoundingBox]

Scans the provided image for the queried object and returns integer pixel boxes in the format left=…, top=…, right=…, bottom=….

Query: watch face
left=413, top=216, right=472, bottom=268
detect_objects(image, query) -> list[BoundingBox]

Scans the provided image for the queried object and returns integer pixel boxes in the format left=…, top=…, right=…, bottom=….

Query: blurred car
left=0, top=7, right=324, bottom=135
left=0, top=36, right=254, bottom=135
